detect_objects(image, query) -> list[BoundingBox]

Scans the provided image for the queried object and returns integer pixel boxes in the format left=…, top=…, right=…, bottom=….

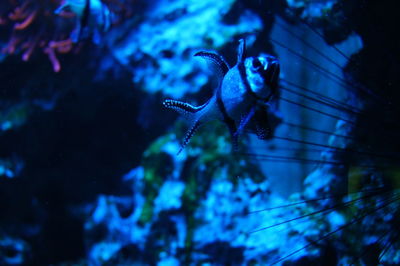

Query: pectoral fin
left=163, top=99, right=207, bottom=116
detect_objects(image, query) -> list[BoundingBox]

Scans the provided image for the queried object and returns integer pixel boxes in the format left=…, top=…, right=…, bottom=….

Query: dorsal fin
left=194, top=51, right=230, bottom=77
left=237, top=38, right=246, bottom=63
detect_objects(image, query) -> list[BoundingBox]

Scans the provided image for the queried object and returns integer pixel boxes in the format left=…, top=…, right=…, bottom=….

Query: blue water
left=0, top=0, right=399, bottom=265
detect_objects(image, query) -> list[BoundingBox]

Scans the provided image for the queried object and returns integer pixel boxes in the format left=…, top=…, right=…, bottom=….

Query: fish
left=163, top=39, right=280, bottom=154
left=54, top=0, right=113, bottom=44
left=242, top=14, right=400, bottom=265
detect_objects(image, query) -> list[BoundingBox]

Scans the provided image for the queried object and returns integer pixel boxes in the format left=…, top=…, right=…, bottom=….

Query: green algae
left=136, top=118, right=267, bottom=260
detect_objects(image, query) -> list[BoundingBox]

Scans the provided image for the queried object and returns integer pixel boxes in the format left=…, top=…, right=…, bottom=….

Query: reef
left=0, top=0, right=137, bottom=72
left=0, top=0, right=400, bottom=265
left=82, top=120, right=275, bottom=264
left=102, top=0, right=263, bottom=98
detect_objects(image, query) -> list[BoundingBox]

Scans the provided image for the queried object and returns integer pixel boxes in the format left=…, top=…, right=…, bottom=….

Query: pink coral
left=0, top=0, right=77, bottom=72
left=0, top=0, right=136, bottom=72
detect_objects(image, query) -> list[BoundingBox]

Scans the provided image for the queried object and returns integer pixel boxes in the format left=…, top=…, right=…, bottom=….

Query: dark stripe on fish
left=237, top=39, right=246, bottom=63
left=238, top=60, right=270, bottom=102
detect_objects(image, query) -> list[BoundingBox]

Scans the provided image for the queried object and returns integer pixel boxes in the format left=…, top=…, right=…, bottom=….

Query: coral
left=104, top=0, right=263, bottom=98
left=82, top=120, right=271, bottom=264
left=286, top=0, right=338, bottom=20
left=0, top=236, right=31, bottom=265
left=0, top=156, right=23, bottom=179
left=0, top=0, right=136, bottom=72
left=0, top=103, right=30, bottom=133
left=0, top=0, right=74, bottom=72
left=0, top=0, right=399, bottom=265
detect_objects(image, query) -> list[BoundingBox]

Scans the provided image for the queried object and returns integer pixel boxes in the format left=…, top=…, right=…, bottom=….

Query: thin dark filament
left=242, top=152, right=344, bottom=165
left=271, top=38, right=356, bottom=91
left=247, top=187, right=387, bottom=214
left=270, top=194, right=400, bottom=265
left=275, top=19, right=348, bottom=72
left=281, top=79, right=364, bottom=114
left=280, top=85, right=361, bottom=116
left=278, top=84, right=395, bottom=139
left=269, top=135, right=331, bottom=151
left=244, top=152, right=344, bottom=165
left=299, top=18, right=352, bottom=63
left=277, top=99, right=400, bottom=143
left=271, top=38, right=381, bottom=102
left=271, top=135, right=400, bottom=161
left=349, top=210, right=398, bottom=266
left=249, top=190, right=394, bottom=234
left=280, top=85, right=400, bottom=139
left=283, top=121, right=355, bottom=140
left=279, top=81, right=400, bottom=138
left=377, top=227, right=400, bottom=263
left=250, top=145, right=338, bottom=154
left=248, top=126, right=398, bottom=161
left=247, top=150, right=398, bottom=165
left=279, top=96, right=356, bottom=125
left=243, top=153, right=391, bottom=169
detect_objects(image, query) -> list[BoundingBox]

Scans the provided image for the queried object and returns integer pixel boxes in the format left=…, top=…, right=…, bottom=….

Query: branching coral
left=1, top=0, right=71, bottom=72
left=0, top=0, right=135, bottom=72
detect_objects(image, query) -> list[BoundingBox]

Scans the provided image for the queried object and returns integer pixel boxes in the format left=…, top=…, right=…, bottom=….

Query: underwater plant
left=0, top=0, right=78, bottom=72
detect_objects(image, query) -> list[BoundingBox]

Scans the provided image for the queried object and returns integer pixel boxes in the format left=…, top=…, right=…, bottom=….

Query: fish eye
left=252, top=58, right=262, bottom=69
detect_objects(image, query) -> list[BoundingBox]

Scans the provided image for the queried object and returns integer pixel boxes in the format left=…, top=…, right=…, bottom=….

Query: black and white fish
left=163, top=39, right=280, bottom=153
